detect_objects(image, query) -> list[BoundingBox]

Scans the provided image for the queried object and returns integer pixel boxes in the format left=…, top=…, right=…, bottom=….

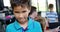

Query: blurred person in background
left=35, top=12, right=46, bottom=32
left=6, top=0, right=42, bottom=32
left=29, top=6, right=38, bottom=19
left=29, top=6, right=45, bottom=32
left=46, top=4, right=58, bottom=32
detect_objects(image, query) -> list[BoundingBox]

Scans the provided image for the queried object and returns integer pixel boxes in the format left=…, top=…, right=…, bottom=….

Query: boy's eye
left=22, top=11, right=26, bottom=13
left=14, top=11, right=20, bottom=13
left=14, top=10, right=27, bottom=13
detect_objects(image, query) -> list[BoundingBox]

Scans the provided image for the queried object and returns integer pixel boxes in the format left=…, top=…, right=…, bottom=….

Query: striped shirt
left=46, top=11, right=58, bottom=23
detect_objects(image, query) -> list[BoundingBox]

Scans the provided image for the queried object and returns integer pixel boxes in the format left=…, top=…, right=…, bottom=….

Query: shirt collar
left=14, top=17, right=34, bottom=30
left=28, top=17, right=34, bottom=29
left=14, top=20, right=21, bottom=30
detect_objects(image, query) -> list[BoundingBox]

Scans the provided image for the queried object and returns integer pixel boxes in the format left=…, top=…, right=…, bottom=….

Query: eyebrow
left=22, top=11, right=27, bottom=13
left=14, top=10, right=27, bottom=13
left=14, top=11, right=20, bottom=13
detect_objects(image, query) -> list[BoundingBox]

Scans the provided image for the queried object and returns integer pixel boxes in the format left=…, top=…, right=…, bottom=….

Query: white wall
left=3, top=0, right=11, bottom=7
left=31, top=0, right=56, bottom=12
left=38, top=0, right=47, bottom=12
left=31, top=0, right=47, bottom=12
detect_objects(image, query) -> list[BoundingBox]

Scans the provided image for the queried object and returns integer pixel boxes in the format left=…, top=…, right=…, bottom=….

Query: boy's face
left=31, top=12, right=38, bottom=19
left=13, top=6, right=30, bottom=23
left=49, top=8, right=53, bottom=11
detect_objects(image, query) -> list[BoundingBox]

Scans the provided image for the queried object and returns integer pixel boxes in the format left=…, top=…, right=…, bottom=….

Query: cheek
left=35, top=13, right=38, bottom=16
left=14, top=13, right=19, bottom=19
left=24, top=12, right=29, bottom=17
left=34, top=13, right=37, bottom=16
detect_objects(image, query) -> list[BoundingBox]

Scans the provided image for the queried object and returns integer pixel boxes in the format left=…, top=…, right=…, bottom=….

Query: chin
left=19, top=21, right=26, bottom=24
left=18, top=20, right=27, bottom=23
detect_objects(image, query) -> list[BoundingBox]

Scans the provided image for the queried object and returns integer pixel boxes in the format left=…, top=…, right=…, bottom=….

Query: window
left=3, top=0, right=11, bottom=7
left=31, top=0, right=47, bottom=12
left=31, top=0, right=56, bottom=12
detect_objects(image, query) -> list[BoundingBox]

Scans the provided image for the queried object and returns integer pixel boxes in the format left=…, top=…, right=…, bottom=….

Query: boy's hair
left=10, top=0, right=31, bottom=9
left=38, top=11, right=41, bottom=16
left=29, top=6, right=36, bottom=15
left=48, top=4, right=53, bottom=9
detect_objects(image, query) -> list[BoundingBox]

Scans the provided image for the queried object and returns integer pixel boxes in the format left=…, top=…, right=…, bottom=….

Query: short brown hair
left=29, top=6, right=36, bottom=15
left=48, top=4, right=53, bottom=9
left=10, top=0, right=31, bottom=9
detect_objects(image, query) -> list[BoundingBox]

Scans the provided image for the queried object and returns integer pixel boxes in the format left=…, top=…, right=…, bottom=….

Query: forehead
left=14, top=6, right=29, bottom=11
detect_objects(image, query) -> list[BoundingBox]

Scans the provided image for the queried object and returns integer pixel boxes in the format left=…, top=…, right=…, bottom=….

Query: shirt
left=46, top=11, right=58, bottom=23
left=6, top=17, right=42, bottom=32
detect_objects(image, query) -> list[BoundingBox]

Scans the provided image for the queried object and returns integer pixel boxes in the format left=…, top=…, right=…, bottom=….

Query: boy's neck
left=20, top=21, right=28, bottom=29
left=49, top=9, right=53, bottom=12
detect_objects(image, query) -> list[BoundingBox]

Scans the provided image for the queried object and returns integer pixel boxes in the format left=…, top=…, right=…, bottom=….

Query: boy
left=6, top=0, right=42, bottom=32
left=46, top=4, right=58, bottom=32
left=29, top=6, right=37, bottom=19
